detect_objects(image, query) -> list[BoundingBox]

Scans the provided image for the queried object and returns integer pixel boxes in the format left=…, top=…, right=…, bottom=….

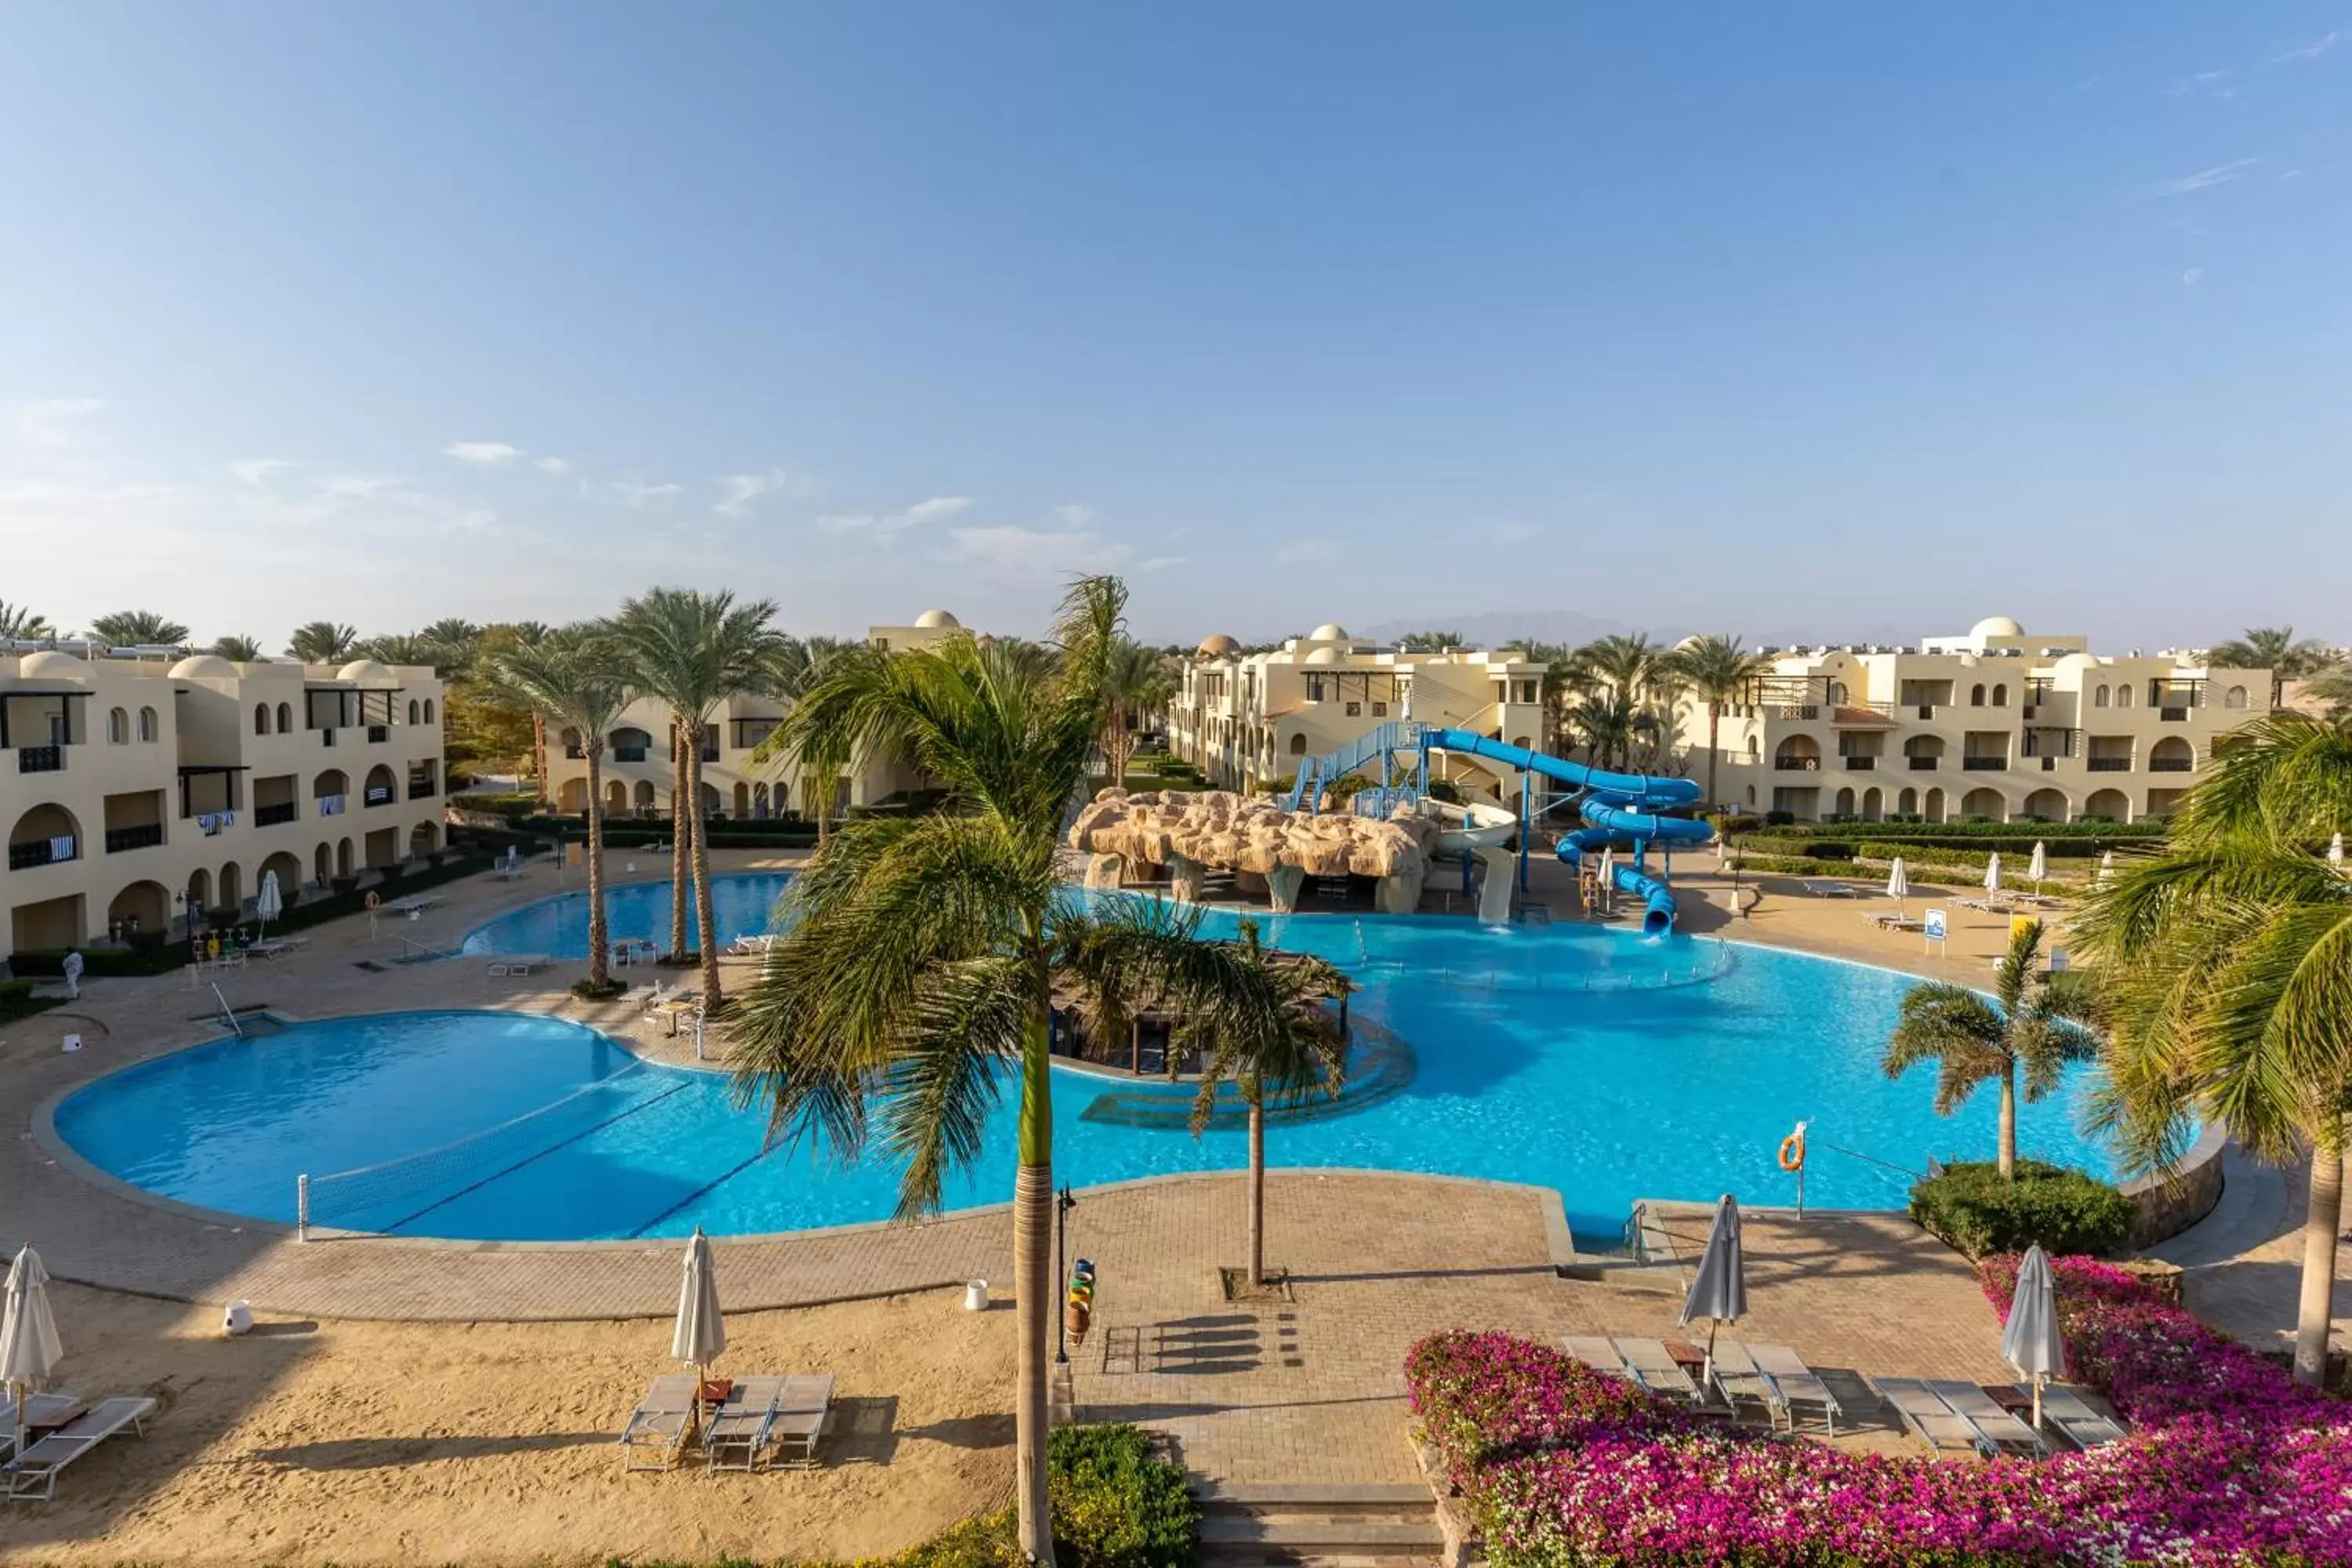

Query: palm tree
left=2077, top=713, right=2352, bottom=1385
left=89, top=610, right=190, bottom=648
left=1881, top=920, right=2100, bottom=1178
left=2304, top=659, right=2352, bottom=720
left=611, top=589, right=786, bottom=1007
left=1668, top=635, right=1771, bottom=810
left=755, top=635, right=867, bottom=838
left=209, top=634, right=264, bottom=662
left=1098, top=637, right=1176, bottom=786
left=730, top=575, right=1161, bottom=1564
left=1156, top=916, right=1349, bottom=1287
left=1397, top=630, right=1465, bottom=653
left=1568, top=688, right=1639, bottom=771
left=1571, top=633, right=1659, bottom=706
left=287, top=621, right=359, bottom=663
left=2210, top=626, right=2334, bottom=710
left=0, top=601, right=52, bottom=641
left=483, top=634, right=631, bottom=991
left=360, top=633, right=437, bottom=666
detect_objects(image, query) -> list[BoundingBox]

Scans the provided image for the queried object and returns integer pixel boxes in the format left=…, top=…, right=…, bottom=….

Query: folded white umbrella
left=671, top=1228, right=726, bottom=1412
left=3, top=1246, right=64, bottom=1464
left=1984, top=853, right=2002, bottom=895
left=2027, top=840, right=2047, bottom=892
left=1885, top=857, right=1909, bottom=916
left=2000, top=1243, right=2065, bottom=1429
left=256, top=869, right=284, bottom=938
left=2096, top=848, right=2115, bottom=888
left=2331, top=832, right=2345, bottom=872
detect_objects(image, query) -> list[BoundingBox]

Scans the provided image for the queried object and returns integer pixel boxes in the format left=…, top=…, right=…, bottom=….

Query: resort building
left=1680, top=615, right=2273, bottom=823
left=537, top=609, right=971, bottom=819
left=2, top=648, right=447, bottom=957
left=1166, top=625, right=1552, bottom=799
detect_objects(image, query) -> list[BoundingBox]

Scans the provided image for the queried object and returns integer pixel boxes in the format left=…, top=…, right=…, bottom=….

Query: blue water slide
left=1421, top=729, right=1711, bottom=936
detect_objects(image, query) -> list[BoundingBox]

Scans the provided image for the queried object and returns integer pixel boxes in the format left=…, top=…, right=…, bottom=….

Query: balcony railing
left=1773, top=757, right=1822, bottom=771
left=1840, top=757, right=1878, bottom=771
left=367, top=724, right=390, bottom=743
left=564, top=746, right=586, bottom=760
left=363, top=784, right=395, bottom=807
left=8, top=837, right=74, bottom=870
left=612, top=747, right=648, bottom=763
left=103, top=823, right=164, bottom=853
left=2158, top=707, right=2192, bottom=723
left=2149, top=757, right=2194, bottom=773
left=1962, top=757, right=2009, bottom=771
left=2086, top=758, right=2132, bottom=773
left=317, top=793, right=347, bottom=816
left=408, top=779, right=437, bottom=799
left=256, top=800, right=299, bottom=826
left=1773, top=705, right=1821, bottom=721
left=1907, top=756, right=1940, bottom=770
left=16, top=745, right=64, bottom=774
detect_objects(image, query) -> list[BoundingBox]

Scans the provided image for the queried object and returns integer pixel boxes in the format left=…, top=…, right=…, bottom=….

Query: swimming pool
left=459, top=872, right=793, bottom=959
left=53, top=911, right=2117, bottom=1242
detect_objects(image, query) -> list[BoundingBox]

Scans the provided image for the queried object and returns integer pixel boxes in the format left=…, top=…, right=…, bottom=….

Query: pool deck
left=2, top=845, right=2341, bottom=1468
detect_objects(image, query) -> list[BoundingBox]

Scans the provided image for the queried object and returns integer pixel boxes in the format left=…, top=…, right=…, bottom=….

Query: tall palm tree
left=209, top=634, right=264, bottom=662
left=611, top=589, right=786, bottom=1006
left=2210, top=626, right=2334, bottom=710
left=287, top=620, right=359, bottom=663
left=1569, top=688, right=1639, bottom=771
left=1668, top=634, right=1771, bottom=810
left=0, top=601, right=53, bottom=641
left=730, top=575, right=1157, bottom=1564
left=2303, top=659, right=2352, bottom=720
left=1397, top=630, right=1465, bottom=653
left=1881, top=920, right=2100, bottom=1178
left=1156, top=916, right=1349, bottom=1287
left=755, top=634, right=868, bottom=838
left=421, top=618, right=485, bottom=672
left=1571, top=633, right=1659, bottom=706
left=482, top=634, right=631, bottom=991
left=90, top=609, right=190, bottom=648
left=2077, top=713, right=2352, bottom=1385
left=1098, top=637, right=1176, bottom=786
left=360, top=632, right=437, bottom=666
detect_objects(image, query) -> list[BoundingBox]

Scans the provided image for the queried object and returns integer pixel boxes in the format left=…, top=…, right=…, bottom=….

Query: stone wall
left=2122, top=1121, right=2227, bottom=1250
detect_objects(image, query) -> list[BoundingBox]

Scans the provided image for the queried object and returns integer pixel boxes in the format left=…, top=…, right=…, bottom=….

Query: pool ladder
left=210, top=981, right=244, bottom=1039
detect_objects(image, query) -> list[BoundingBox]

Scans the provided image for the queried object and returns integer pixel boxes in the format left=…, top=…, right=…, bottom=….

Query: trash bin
left=964, top=1279, right=989, bottom=1311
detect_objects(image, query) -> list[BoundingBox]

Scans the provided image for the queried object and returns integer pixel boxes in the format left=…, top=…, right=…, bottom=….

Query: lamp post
left=1054, top=1184, right=1077, bottom=1365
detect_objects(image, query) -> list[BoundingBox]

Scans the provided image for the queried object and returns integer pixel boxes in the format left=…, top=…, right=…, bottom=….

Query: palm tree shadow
left=252, top=1432, right=606, bottom=1470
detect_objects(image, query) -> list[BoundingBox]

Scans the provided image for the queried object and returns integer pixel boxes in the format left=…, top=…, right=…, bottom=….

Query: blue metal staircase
left=1287, top=721, right=1426, bottom=813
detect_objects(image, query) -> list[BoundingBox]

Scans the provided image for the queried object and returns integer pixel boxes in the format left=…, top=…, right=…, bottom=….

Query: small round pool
left=459, top=872, right=793, bottom=959
left=52, top=910, right=2119, bottom=1243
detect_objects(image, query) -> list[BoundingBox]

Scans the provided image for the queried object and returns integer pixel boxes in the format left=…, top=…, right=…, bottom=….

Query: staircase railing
left=1287, top=720, right=1425, bottom=811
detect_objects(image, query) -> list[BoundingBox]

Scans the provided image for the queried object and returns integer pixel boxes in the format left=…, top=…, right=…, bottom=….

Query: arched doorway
left=9, top=802, right=82, bottom=869
left=2149, top=736, right=2194, bottom=774
left=219, top=862, right=243, bottom=912
left=1960, top=787, right=2005, bottom=822
left=732, top=782, right=750, bottom=818
left=1860, top=786, right=1883, bottom=822
left=1896, top=786, right=1918, bottom=816
left=408, top=821, right=438, bottom=858
left=2022, top=787, right=2067, bottom=822
left=314, top=843, right=334, bottom=884
left=697, top=782, right=722, bottom=816
left=605, top=779, right=627, bottom=812
left=258, top=851, right=303, bottom=905
left=559, top=777, right=590, bottom=812
left=314, top=768, right=349, bottom=806
left=185, top=867, right=212, bottom=915
left=1773, top=735, right=1823, bottom=770
left=1832, top=786, right=1857, bottom=818
left=1924, top=787, right=1947, bottom=823
left=336, top=837, right=354, bottom=878
left=633, top=780, right=657, bottom=815
left=107, top=880, right=170, bottom=940
left=2084, top=788, right=2130, bottom=822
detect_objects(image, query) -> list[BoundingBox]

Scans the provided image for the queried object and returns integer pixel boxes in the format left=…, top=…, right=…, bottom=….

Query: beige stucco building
left=538, top=609, right=970, bottom=820
left=1165, top=624, right=1552, bottom=800
left=2, top=648, right=446, bottom=956
left=1682, top=615, right=2273, bottom=824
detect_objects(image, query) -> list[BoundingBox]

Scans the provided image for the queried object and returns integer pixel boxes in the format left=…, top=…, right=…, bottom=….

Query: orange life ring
left=363, top=891, right=382, bottom=910
left=1777, top=1131, right=1806, bottom=1172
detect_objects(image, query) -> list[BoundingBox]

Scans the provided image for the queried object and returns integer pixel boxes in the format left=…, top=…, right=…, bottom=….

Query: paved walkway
left=2148, top=1146, right=2352, bottom=1360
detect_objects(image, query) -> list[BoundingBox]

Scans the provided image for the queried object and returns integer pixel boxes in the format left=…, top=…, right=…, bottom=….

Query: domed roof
left=1970, top=615, right=2024, bottom=641
left=913, top=608, right=961, bottom=629
left=2053, top=651, right=2100, bottom=673
left=17, top=649, right=87, bottom=677
left=335, top=658, right=397, bottom=685
left=1302, top=645, right=1342, bottom=666
left=167, top=653, right=237, bottom=679
left=1307, top=622, right=1348, bottom=642
left=1196, top=633, right=1240, bottom=657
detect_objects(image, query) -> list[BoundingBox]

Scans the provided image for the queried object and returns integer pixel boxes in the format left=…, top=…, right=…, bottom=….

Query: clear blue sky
left=4, top=4, right=2347, bottom=650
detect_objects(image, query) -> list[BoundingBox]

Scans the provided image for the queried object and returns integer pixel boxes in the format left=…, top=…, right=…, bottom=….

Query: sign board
left=1922, top=907, right=1948, bottom=944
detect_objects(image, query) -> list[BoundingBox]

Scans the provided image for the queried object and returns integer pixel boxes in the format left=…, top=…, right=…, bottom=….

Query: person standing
left=60, top=946, right=84, bottom=1000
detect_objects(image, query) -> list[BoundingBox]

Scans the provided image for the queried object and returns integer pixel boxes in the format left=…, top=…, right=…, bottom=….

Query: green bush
left=1750, top=819, right=2161, bottom=845
left=0, top=979, right=60, bottom=1024
left=1797, top=840, right=1857, bottom=860
left=1909, top=1160, right=2136, bottom=1260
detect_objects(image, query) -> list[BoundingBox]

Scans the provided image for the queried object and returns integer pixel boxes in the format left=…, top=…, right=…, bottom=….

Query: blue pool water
left=459, top=873, right=794, bottom=959
left=55, top=912, right=2117, bottom=1243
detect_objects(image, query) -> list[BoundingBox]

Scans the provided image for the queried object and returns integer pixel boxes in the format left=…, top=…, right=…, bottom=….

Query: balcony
left=564, top=746, right=586, bottom=760
left=2149, top=757, right=2194, bottom=774
left=8, top=837, right=74, bottom=870
left=2158, top=707, right=2192, bottom=723
left=1773, top=757, right=1822, bottom=772
left=2086, top=758, right=2132, bottom=773
left=613, top=747, right=648, bottom=763
left=408, top=778, right=437, bottom=800
left=1840, top=757, right=1878, bottom=771
left=103, top=823, right=164, bottom=854
left=1907, top=756, right=1940, bottom=771
left=1962, top=757, right=2009, bottom=771
left=316, top=728, right=338, bottom=747
left=256, top=800, right=299, bottom=826
left=367, top=724, right=390, bottom=743
left=16, top=745, right=64, bottom=774
left=363, top=784, right=395, bottom=808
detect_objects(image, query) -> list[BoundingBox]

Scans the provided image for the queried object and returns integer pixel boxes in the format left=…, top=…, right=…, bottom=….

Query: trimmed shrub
left=0, top=979, right=60, bottom=1024
left=1910, top=1160, right=2135, bottom=1259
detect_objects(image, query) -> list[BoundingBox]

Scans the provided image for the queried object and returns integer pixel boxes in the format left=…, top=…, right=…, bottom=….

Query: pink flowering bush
left=1407, top=1255, right=2352, bottom=1566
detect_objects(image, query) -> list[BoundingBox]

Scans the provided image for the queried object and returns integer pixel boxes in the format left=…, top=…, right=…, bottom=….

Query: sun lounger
left=2036, top=1384, right=2126, bottom=1450
left=1610, top=1338, right=1701, bottom=1405
left=487, top=955, right=550, bottom=977
left=619, top=1374, right=702, bottom=1471
left=1871, top=1377, right=1980, bottom=1454
left=703, top=1376, right=785, bottom=1472
left=765, top=1374, right=834, bottom=1468
left=4, top=1396, right=156, bottom=1501
left=1926, top=1380, right=2049, bottom=1456
left=1802, top=881, right=1860, bottom=898
left=0, top=1392, right=85, bottom=1465
left=1747, top=1343, right=1842, bottom=1434
left=249, top=936, right=309, bottom=959
left=726, top=932, right=777, bottom=957
left=1707, top=1341, right=1789, bottom=1426
left=1562, top=1337, right=1639, bottom=1385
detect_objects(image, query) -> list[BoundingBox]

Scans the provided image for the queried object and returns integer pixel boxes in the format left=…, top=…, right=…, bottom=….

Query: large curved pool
left=54, top=909, right=2116, bottom=1242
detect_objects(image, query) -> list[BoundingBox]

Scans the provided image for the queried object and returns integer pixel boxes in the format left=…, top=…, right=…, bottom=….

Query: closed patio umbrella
left=1984, top=853, right=2002, bottom=898
left=671, top=1228, right=726, bottom=1421
left=1679, top=1194, right=1748, bottom=1394
left=255, top=869, right=284, bottom=939
left=2096, top=849, right=2115, bottom=888
left=1885, top=857, right=1910, bottom=917
left=2331, top=832, right=2344, bottom=872
left=1596, top=846, right=1615, bottom=912
left=3, top=1246, right=64, bottom=1466
left=2000, top=1243, right=2065, bottom=1430
left=2027, top=841, right=2047, bottom=896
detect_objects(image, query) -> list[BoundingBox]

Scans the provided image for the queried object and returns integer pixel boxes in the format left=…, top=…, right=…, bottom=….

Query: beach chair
left=487, top=955, right=549, bottom=977
left=1610, top=1338, right=1701, bottom=1405
left=0, top=1392, right=85, bottom=1466
left=1707, top=1341, right=1790, bottom=1427
left=1748, top=1343, right=1842, bottom=1435
left=1801, top=880, right=1859, bottom=898
left=4, top=1396, right=156, bottom=1501
left=1864, top=911, right=1922, bottom=931
left=1562, top=1337, right=1639, bottom=1384
left=1926, top=1380, right=2049, bottom=1456
left=766, top=1374, right=834, bottom=1468
left=2038, top=1385, right=2127, bottom=1450
left=703, top=1377, right=785, bottom=1472
left=1870, top=1377, right=1981, bottom=1455
left=619, top=1374, right=702, bottom=1471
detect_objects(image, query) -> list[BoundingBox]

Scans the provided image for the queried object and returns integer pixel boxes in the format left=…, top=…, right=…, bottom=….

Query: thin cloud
left=2271, top=28, right=2350, bottom=64
left=2167, top=68, right=2237, bottom=99
left=713, top=468, right=813, bottom=519
left=1053, top=503, right=1097, bottom=528
left=1274, top=538, right=1338, bottom=565
left=2147, top=158, right=2261, bottom=198
left=535, top=456, right=571, bottom=474
left=229, top=458, right=297, bottom=486
left=1137, top=554, right=1185, bottom=572
left=11, top=397, right=105, bottom=448
left=445, top=441, right=524, bottom=465
left=587, top=479, right=682, bottom=513
left=818, top=495, right=974, bottom=535
left=943, top=523, right=1129, bottom=583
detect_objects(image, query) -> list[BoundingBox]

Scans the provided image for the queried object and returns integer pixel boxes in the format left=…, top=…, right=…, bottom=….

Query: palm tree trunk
left=1998, top=1064, right=2018, bottom=1179
left=1706, top=706, right=1721, bottom=812
left=1012, top=950, right=1058, bottom=1566
left=532, top=713, right=549, bottom=805
left=2293, top=1144, right=2345, bottom=1386
left=669, top=722, right=689, bottom=958
left=1247, top=1093, right=1267, bottom=1288
left=688, top=728, right=720, bottom=1005
left=585, top=747, right=610, bottom=989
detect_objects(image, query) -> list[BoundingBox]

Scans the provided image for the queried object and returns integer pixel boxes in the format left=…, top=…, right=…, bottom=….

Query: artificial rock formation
left=1068, top=788, right=1438, bottom=913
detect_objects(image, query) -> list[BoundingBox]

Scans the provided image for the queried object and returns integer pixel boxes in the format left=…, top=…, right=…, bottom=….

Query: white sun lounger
left=1707, top=1341, right=1789, bottom=1427
left=2037, top=1385, right=2126, bottom=1450
left=4, top=1396, right=157, bottom=1501
left=765, top=1374, right=835, bottom=1468
left=1610, top=1338, right=1701, bottom=1404
left=1925, top=1379, right=2049, bottom=1456
left=619, top=1374, right=702, bottom=1472
left=1748, top=1343, right=1842, bottom=1434
left=1871, top=1377, right=1980, bottom=1453
left=487, top=955, right=550, bottom=977
left=1562, top=1337, right=1638, bottom=1385
left=726, top=932, right=777, bottom=957
left=1802, top=880, right=1860, bottom=898
left=703, top=1376, right=786, bottom=1472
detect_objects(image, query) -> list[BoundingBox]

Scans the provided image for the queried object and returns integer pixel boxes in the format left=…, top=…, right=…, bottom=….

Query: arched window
left=138, top=706, right=159, bottom=742
left=2223, top=684, right=2249, bottom=710
left=2093, top=684, right=2110, bottom=708
left=1991, top=683, right=2008, bottom=708
left=107, top=706, right=129, bottom=744
left=423, top=698, right=435, bottom=724
left=1287, top=733, right=1308, bottom=756
left=1828, top=680, right=1848, bottom=706
left=1969, top=684, right=1986, bottom=706
left=1746, top=735, right=1761, bottom=759
left=407, top=699, right=420, bottom=724
left=276, top=701, right=292, bottom=732
left=254, top=702, right=271, bottom=735
left=2117, top=684, right=2134, bottom=710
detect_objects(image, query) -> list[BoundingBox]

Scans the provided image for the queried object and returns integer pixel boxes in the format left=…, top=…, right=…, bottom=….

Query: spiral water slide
left=1421, top=729, right=1711, bottom=935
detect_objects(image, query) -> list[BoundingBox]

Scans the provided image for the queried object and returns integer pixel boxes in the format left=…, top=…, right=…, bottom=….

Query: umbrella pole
left=2032, top=1374, right=2042, bottom=1431
left=1703, top=1319, right=1719, bottom=1397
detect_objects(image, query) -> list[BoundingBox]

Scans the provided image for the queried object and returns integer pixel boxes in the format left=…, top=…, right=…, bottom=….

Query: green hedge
left=0, top=980, right=63, bottom=1024
left=1909, top=1160, right=2136, bottom=1260
left=1751, top=819, right=2162, bottom=844
left=1728, top=853, right=1955, bottom=887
